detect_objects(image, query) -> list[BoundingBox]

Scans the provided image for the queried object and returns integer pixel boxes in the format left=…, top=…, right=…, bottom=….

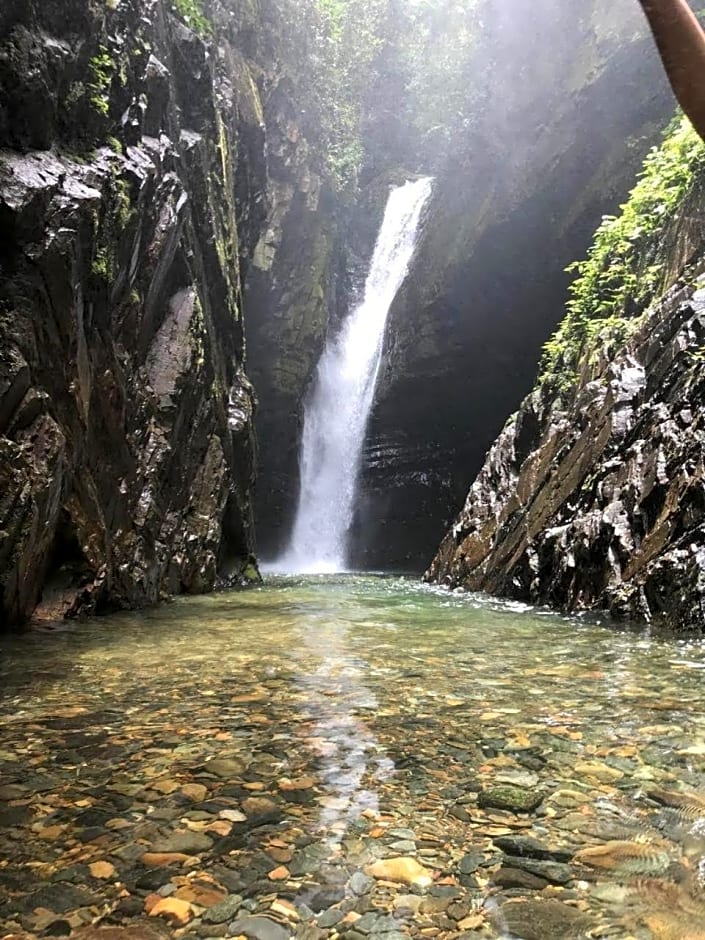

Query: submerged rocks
left=229, top=915, right=292, bottom=940
left=478, top=785, right=544, bottom=814
left=365, top=857, right=434, bottom=887
left=493, top=898, right=595, bottom=940
left=3, top=576, right=705, bottom=937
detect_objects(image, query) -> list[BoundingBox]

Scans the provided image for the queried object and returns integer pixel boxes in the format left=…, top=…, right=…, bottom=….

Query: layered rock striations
left=244, top=108, right=338, bottom=561
left=427, top=122, right=705, bottom=629
left=0, top=0, right=269, bottom=627
left=354, top=1, right=675, bottom=570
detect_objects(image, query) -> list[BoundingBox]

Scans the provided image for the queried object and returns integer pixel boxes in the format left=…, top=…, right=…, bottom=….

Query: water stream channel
left=1, top=576, right=705, bottom=939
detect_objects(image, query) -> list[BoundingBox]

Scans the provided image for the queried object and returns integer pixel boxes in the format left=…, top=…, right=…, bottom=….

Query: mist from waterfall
left=275, top=177, right=433, bottom=574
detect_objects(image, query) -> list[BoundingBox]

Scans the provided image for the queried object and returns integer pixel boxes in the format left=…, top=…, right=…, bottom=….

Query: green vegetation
left=90, top=170, right=134, bottom=286
left=91, top=245, right=114, bottom=282
left=88, top=48, right=115, bottom=117
left=259, top=0, right=482, bottom=192
left=267, top=0, right=384, bottom=193
left=363, top=0, right=482, bottom=169
left=171, top=0, right=212, bottom=37
left=540, top=116, right=705, bottom=393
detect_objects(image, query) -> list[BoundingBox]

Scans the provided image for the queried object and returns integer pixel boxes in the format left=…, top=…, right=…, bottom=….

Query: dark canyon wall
left=243, top=112, right=339, bottom=562
left=0, top=0, right=276, bottom=627
left=351, top=1, right=675, bottom=570
left=427, top=119, right=705, bottom=629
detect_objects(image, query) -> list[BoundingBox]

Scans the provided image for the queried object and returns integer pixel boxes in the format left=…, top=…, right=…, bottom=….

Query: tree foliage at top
left=362, top=0, right=482, bottom=176
left=256, top=0, right=483, bottom=192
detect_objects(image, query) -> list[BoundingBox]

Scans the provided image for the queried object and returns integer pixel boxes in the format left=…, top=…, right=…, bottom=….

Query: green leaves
left=171, top=0, right=212, bottom=37
left=539, top=115, right=705, bottom=393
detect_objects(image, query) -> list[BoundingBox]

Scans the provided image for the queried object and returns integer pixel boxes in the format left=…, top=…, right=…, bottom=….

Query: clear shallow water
left=1, top=575, right=705, bottom=938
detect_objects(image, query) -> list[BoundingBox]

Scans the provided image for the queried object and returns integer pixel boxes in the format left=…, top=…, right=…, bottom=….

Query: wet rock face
left=354, top=2, right=674, bottom=571
left=0, top=0, right=263, bottom=627
left=426, top=181, right=705, bottom=629
left=243, top=90, right=339, bottom=561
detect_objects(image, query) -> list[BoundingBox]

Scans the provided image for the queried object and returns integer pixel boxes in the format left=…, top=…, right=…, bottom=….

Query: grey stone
left=151, top=831, right=214, bottom=854
left=458, top=851, right=484, bottom=874
left=203, top=895, right=244, bottom=924
left=228, top=916, right=291, bottom=940
left=493, top=899, right=594, bottom=940
left=349, top=872, right=374, bottom=896
left=493, top=834, right=573, bottom=863
left=502, top=855, right=573, bottom=885
left=316, top=909, right=343, bottom=928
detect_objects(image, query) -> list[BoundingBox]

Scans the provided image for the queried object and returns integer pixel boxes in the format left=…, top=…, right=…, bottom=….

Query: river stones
left=493, top=834, right=573, bottom=862
left=71, top=926, right=169, bottom=939
left=5, top=578, right=705, bottom=940
left=366, top=857, right=434, bottom=886
left=201, top=894, right=244, bottom=923
left=19, top=883, right=99, bottom=914
left=141, top=851, right=197, bottom=868
left=229, top=915, right=291, bottom=940
left=493, top=899, right=595, bottom=939
left=493, top=866, right=551, bottom=890
left=148, top=896, right=194, bottom=925
left=458, top=850, right=484, bottom=874
left=200, top=758, right=247, bottom=779
left=349, top=872, right=374, bottom=895
left=149, top=831, right=213, bottom=855
left=181, top=783, right=209, bottom=802
left=500, top=854, right=573, bottom=885
left=478, top=785, right=544, bottom=813
left=574, top=760, right=624, bottom=783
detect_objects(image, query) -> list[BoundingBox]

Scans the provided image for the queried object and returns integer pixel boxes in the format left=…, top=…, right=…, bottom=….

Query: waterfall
left=276, top=176, right=434, bottom=574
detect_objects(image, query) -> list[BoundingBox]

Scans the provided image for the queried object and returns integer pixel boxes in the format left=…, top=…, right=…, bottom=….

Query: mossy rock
left=478, top=785, right=544, bottom=814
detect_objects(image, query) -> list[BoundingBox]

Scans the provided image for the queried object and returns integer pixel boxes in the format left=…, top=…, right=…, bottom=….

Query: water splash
left=275, top=177, right=434, bottom=574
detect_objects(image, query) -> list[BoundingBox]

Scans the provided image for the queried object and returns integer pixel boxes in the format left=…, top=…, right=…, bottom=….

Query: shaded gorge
left=1, top=576, right=705, bottom=938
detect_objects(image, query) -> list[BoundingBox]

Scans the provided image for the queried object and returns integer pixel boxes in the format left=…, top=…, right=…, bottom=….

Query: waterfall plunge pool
left=1, top=574, right=705, bottom=938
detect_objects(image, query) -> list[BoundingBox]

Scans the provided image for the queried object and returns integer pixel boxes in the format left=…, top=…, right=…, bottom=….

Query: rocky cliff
left=426, top=118, right=705, bottom=629
left=352, top=1, right=675, bottom=570
left=0, top=0, right=272, bottom=627
left=244, top=115, right=338, bottom=562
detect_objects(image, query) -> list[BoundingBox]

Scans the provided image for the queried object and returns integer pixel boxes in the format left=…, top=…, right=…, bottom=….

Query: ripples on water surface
left=1, top=575, right=705, bottom=939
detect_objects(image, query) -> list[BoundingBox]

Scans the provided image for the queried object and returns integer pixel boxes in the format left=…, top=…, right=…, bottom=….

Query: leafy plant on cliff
left=170, top=0, right=211, bottom=37
left=540, top=116, right=705, bottom=392
left=88, top=48, right=115, bottom=117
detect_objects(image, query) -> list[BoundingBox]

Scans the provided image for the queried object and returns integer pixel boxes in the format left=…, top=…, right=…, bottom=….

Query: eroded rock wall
left=244, top=120, right=338, bottom=561
left=426, top=154, right=705, bottom=629
left=0, top=0, right=266, bottom=626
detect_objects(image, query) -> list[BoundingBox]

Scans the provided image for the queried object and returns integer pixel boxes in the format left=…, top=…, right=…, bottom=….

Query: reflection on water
left=1, top=575, right=705, bottom=938
left=295, top=617, right=395, bottom=850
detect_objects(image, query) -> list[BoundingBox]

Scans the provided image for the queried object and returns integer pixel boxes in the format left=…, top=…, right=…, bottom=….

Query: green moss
left=243, top=563, right=260, bottom=582
left=88, top=47, right=115, bottom=117
left=91, top=246, right=114, bottom=282
left=114, top=176, right=132, bottom=231
left=170, top=0, right=212, bottom=37
left=90, top=170, right=134, bottom=286
left=540, top=116, right=705, bottom=393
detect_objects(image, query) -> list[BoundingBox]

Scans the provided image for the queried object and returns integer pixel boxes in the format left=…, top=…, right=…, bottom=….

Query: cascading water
left=276, top=176, right=434, bottom=574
